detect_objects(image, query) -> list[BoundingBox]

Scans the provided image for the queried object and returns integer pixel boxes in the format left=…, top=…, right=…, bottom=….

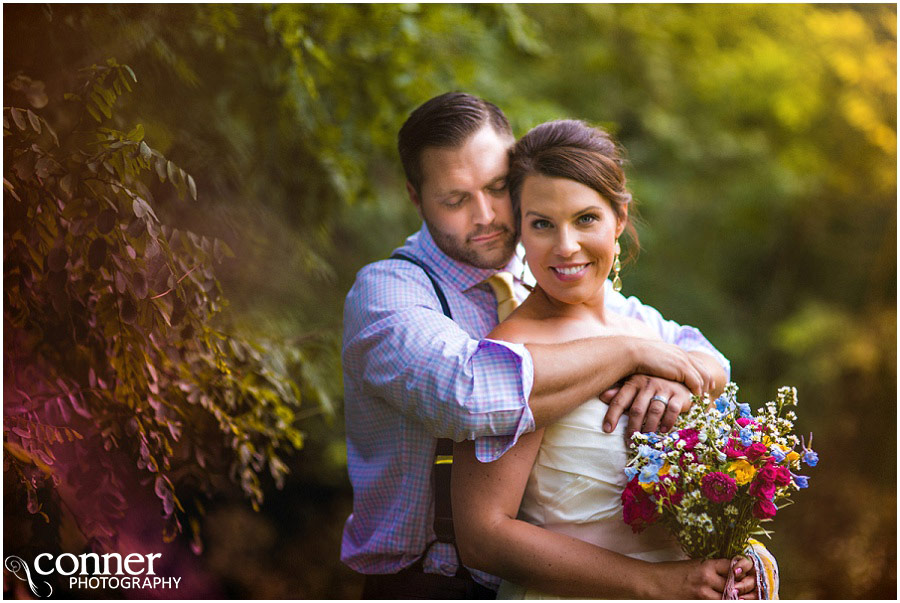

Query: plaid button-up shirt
left=340, top=224, right=729, bottom=588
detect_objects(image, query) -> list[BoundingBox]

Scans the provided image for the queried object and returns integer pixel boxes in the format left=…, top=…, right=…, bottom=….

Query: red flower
left=677, top=428, right=700, bottom=451
left=622, top=478, right=659, bottom=533
left=752, top=499, right=777, bottom=520
left=744, top=442, right=767, bottom=461
left=749, top=476, right=777, bottom=500
left=773, top=465, right=791, bottom=487
left=700, top=472, right=738, bottom=503
left=755, top=463, right=779, bottom=483
left=724, top=438, right=745, bottom=459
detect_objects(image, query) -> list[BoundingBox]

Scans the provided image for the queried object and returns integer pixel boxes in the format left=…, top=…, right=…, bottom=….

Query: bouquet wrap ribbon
left=722, top=539, right=779, bottom=600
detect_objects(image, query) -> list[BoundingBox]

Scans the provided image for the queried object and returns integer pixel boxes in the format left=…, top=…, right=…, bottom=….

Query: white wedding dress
left=497, top=396, right=686, bottom=599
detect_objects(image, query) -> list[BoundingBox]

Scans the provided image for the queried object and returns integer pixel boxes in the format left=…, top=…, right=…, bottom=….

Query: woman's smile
left=550, top=262, right=593, bottom=280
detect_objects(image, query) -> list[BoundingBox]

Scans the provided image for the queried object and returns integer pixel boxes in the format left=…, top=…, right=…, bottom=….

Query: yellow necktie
left=485, top=272, right=519, bottom=321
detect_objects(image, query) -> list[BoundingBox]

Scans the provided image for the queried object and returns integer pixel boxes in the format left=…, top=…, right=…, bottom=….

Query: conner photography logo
left=4, top=552, right=181, bottom=597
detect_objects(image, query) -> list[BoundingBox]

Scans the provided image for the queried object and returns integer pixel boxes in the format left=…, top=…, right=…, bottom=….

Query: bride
left=451, top=120, right=759, bottom=599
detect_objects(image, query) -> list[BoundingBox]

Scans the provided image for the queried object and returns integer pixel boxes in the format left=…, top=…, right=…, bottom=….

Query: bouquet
left=622, top=383, right=817, bottom=596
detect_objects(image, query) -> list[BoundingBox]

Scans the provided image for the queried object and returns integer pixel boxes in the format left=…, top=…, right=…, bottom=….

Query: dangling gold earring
left=612, top=238, right=623, bottom=292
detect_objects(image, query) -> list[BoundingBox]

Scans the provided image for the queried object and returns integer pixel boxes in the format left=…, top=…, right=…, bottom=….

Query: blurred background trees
left=4, top=3, right=895, bottom=598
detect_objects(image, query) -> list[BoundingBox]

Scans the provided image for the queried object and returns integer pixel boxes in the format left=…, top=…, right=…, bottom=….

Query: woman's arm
left=452, top=437, right=751, bottom=598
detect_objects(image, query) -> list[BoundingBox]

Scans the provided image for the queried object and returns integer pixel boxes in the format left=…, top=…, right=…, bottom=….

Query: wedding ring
left=650, top=395, right=670, bottom=406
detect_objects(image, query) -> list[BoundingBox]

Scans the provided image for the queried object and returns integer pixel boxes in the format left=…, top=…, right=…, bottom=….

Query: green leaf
left=139, top=141, right=152, bottom=162
left=126, top=123, right=145, bottom=142
left=124, top=65, right=138, bottom=83
left=166, top=160, right=176, bottom=184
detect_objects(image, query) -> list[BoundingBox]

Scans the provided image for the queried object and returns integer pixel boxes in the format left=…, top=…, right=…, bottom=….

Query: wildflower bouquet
left=622, top=383, right=817, bottom=560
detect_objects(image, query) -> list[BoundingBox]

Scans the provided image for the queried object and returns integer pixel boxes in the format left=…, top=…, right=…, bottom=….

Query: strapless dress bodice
left=497, top=397, right=684, bottom=599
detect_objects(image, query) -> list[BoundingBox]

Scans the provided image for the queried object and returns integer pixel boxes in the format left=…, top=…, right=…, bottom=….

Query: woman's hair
left=507, top=119, right=639, bottom=257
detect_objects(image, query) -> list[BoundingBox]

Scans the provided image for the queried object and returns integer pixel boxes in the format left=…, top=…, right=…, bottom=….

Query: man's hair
left=398, top=92, right=513, bottom=194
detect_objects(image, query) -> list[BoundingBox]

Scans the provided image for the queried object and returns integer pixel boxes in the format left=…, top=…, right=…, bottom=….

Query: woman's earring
left=612, top=239, right=623, bottom=292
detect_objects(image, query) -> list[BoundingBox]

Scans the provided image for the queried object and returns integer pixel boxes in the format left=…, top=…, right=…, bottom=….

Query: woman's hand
left=651, top=556, right=756, bottom=599
left=600, top=375, right=693, bottom=436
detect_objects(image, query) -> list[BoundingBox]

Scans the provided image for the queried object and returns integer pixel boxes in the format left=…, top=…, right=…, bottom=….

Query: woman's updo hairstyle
left=507, top=119, right=639, bottom=258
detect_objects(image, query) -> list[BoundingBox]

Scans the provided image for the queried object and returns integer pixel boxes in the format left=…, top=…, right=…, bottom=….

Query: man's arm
left=343, top=261, right=535, bottom=452
left=606, top=284, right=730, bottom=378
left=345, top=263, right=715, bottom=460
left=601, top=285, right=730, bottom=433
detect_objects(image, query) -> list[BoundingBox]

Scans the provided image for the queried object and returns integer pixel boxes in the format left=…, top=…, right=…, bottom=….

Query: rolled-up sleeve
left=343, top=262, right=535, bottom=460
left=608, top=285, right=731, bottom=380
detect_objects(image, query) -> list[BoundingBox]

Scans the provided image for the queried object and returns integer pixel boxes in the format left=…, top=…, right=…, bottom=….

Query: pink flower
left=752, top=499, right=777, bottom=520
left=736, top=418, right=759, bottom=428
left=700, top=472, right=738, bottom=503
left=725, top=438, right=745, bottom=459
left=677, top=428, right=700, bottom=451
left=749, top=476, right=777, bottom=500
left=744, top=442, right=767, bottom=461
left=773, top=466, right=792, bottom=487
left=755, top=463, right=779, bottom=483
left=622, top=478, right=659, bottom=533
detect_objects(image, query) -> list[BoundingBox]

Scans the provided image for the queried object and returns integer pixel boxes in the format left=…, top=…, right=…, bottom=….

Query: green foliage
left=4, top=60, right=314, bottom=551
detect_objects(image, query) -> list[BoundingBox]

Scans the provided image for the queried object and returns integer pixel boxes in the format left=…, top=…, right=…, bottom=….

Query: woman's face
left=519, top=174, right=625, bottom=307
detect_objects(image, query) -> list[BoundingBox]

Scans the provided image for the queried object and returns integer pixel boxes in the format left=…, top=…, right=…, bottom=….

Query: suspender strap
left=391, top=252, right=452, bottom=319
left=389, top=252, right=466, bottom=574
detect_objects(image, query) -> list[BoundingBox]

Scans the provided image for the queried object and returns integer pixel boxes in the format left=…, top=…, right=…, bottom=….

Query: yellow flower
left=786, top=451, right=800, bottom=463
left=641, top=481, right=656, bottom=493
left=659, top=462, right=671, bottom=477
left=728, top=459, right=757, bottom=485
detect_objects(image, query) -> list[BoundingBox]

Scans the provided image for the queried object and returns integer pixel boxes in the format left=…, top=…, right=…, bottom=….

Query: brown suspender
left=390, top=253, right=467, bottom=575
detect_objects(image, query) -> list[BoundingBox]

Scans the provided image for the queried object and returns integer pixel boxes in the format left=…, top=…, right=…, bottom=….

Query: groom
left=341, top=92, right=729, bottom=598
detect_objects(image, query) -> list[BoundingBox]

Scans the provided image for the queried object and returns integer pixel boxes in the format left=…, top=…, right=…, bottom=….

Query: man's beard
left=425, top=221, right=517, bottom=270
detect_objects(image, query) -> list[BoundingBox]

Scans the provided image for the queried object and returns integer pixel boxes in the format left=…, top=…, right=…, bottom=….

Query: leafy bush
left=4, top=60, right=315, bottom=553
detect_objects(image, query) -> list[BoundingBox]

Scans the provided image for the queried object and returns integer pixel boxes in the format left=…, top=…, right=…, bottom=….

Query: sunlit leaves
left=4, top=63, right=311, bottom=552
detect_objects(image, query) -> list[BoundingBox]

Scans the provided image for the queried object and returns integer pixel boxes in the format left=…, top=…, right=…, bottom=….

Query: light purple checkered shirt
left=340, top=224, right=729, bottom=588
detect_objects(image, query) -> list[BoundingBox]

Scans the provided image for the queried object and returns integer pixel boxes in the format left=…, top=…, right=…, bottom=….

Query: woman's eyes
left=531, top=214, right=598, bottom=229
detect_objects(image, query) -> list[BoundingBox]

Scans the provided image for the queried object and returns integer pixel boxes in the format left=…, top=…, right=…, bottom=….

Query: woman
left=451, top=120, right=759, bottom=599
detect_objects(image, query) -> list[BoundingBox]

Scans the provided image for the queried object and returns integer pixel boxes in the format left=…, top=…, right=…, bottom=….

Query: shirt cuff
left=472, top=339, right=535, bottom=463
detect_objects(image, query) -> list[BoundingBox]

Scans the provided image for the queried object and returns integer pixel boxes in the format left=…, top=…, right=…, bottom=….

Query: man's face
left=408, top=125, right=517, bottom=270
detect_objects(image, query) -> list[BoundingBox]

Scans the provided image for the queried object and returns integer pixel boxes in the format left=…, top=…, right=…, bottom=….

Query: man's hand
left=626, top=338, right=717, bottom=397
left=600, top=375, right=694, bottom=436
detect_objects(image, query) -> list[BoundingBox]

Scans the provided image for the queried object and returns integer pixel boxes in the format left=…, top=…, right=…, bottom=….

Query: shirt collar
left=399, top=223, right=526, bottom=292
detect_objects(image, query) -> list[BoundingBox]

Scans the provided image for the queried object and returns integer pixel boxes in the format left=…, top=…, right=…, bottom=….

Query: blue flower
left=770, top=447, right=787, bottom=463
left=714, top=395, right=733, bottom=414
left=647, top=433, right=662, bottom=445
left=802, top=449, right=819, bottom=467
left=639, top=464, right=661, bottom=484
left=638, top=444, right=664, bottom=464
left=736, top=403, right=752, bottom=419
left=625, top=466, right=638, bottom=480
left=791, top=472, right=810, bottom=489
left=800, top=434, right=819, bottom=467
left=739, top=427, right=754, bottom=446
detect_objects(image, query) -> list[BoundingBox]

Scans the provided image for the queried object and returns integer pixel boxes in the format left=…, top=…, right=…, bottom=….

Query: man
left=341, top=92, right=729, bottom=598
